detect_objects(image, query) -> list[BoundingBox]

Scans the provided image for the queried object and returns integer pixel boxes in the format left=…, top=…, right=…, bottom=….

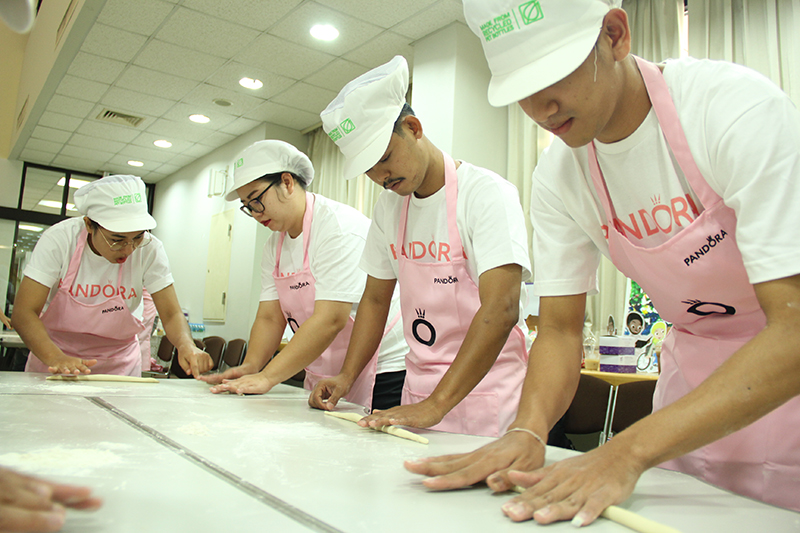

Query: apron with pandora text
left=25, top=227, right=144, bottom=376
left=586, top=55, right=800, bottom=510
left=397, top=153, right=528, bottom=437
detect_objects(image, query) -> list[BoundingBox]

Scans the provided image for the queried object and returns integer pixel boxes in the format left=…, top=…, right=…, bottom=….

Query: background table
left=1, top=372, right=798, bottom=532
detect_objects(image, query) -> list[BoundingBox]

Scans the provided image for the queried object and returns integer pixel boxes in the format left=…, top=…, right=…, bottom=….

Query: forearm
left=161, top=312, right=194, bottom=353
left=338, top=282, right=393, bottom=383
left=11, top=308, right=66, bottom=364
left=241, top=313, right=285, bottom=373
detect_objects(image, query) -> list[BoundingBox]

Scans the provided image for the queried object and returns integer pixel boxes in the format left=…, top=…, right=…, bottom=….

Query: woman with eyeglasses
left=12, top=174, right=212, bottom=377
left=199, top=140, right=407, bottom=412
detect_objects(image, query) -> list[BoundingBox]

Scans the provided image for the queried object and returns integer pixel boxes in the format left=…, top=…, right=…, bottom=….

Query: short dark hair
left=392, top=103, right=415, bottom=136
left=258, top=171, right=307, bottom=190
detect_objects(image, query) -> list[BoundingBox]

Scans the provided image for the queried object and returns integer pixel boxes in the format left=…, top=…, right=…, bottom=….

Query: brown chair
left=221, top=338, right=247, bottom=370
left=202, top=336, right=226, bottom=371
left=170, top=338, right=205, bottom=379
left=155, top=336, right=175, bottom=366
left=610, top=379, right=656, bottom=434
left=563, top=373, right=612, bottom=435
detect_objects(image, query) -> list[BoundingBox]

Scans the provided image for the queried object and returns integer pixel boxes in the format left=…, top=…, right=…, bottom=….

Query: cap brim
left=487, top=26, right=600, bottom=107
left=342, top=121, right=395, bottom=180
left=99, top=214, right=157, bottom=233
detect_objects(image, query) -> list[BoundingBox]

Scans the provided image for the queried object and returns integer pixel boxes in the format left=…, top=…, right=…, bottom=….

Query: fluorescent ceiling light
left=239, top=77, right=263, bottom=90
left=127, top=160, right=144, bottom=167
left=56, top=177, right=91, bottom=188
left=154, top=140, right=172, bottom=148
left=19, top=225, right=44, bottom=232
left=310, top=24, right=339, bottom=41
left=189, top=114, right=210, bottom=123
left=38, top=200, right=76, bottom=211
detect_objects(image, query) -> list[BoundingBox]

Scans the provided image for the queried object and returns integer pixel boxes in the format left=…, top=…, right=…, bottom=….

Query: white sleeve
left=311, top=225, right=367, bottom=303
left=23, top=223, right=72, bottom=289
left=359, top=193, right=397, bottom=280
left=259, top=238, right=279, bottom=302
left=142, top=239, right=174, bottom=294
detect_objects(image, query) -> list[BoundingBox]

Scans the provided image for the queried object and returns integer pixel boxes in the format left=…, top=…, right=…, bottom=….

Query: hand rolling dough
left=324, top=411, right=429, bottom=444
left=46, top=374, right=158, bottom=383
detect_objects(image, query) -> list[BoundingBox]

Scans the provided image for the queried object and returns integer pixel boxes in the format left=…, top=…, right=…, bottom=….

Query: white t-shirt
left=361, top=161, right=532, bottom=340
left=24, top=217, right=174, bottom=320
left=259, top=193, right=407, bottom=373
left=531, top=57, right=800, bottom=297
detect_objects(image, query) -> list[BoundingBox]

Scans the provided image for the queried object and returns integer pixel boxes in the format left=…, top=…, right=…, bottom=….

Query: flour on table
left=0, top=447, right=122, bottom=475
left=177, top=422, right=211, bottom=436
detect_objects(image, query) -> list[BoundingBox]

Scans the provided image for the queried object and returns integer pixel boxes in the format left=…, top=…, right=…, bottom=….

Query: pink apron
left=587, top=56, right=800, bottom=510
left=25, top=228, right=144, bottom=376
left=397, top=153, right=528, bottom=437
left=273, top=193, right=398, bottom=412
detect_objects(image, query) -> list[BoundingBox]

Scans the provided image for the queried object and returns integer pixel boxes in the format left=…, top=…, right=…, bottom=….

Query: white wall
left=0, top=158, right=23, bottom=208
left=151, top=122, right=308, bottom=341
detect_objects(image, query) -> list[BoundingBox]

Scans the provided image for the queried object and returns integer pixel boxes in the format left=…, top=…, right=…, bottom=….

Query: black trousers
left=371, top=370, right=406, bottom=411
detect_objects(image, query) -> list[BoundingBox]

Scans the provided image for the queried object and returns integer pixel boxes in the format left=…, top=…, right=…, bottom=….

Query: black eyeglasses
left=240, top=181, right=277, bottom=217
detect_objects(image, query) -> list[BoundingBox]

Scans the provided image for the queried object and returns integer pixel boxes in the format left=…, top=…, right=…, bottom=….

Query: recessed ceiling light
left=127, top=160, right=144, bottom=167
left=189, top=114, right=210, bottom=123
left=56, top=177, right=91, bottom=188
left=154, top=140, right=172, bottom=148
left=310, top=24, right=339, bottom=41
left=19, top=224, right=44, bottom=232
left=239, top=77, right=263, bottom=90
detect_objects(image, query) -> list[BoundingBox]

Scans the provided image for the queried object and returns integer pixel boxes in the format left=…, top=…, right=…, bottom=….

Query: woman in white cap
left=12, top=174, right=211, bottom=377
left=199, top=140, right=407, bottom=412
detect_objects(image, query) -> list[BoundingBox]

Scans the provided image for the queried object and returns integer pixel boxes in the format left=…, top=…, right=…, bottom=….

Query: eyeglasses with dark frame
left=239, top=181, right=277, bottom=217
left=97, top=228, right=152, bottom=251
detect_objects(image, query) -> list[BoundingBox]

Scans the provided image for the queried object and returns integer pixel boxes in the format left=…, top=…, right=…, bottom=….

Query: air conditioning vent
left=95, top=108, right=145, bottom=128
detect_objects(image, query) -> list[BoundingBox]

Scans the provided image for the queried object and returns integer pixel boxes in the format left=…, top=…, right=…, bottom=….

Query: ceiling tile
left=180, top=0, right=303, bottom=31
left=101, top=87, right=177, bottom=117
left=37, top=111, right=83, bottom=132
left=204, top=62, right=296, bottom=100
left=25, top=138, right=64, bottom=154
left=134, top=40, right=226, bottom=81
left=198, top=131, right=237, bottom=149
left=67, top=52, right=127, bottom=84
left=46, top=94, right=97, bottom=118
left=154, top=7, right=260, bottom=58
left=233, top=34, right=335, bottom=80
left=106, top=154, right=159, bottom=172
left=244, top=101, right=320, bottom=131
left=115, top=66, right=199, bottom=101
left=268, top=2, right=383, bottom=57
left=96, top=0, right=176, bottom=36
left=130, top=132, right=193, bottom=153
left=75, top=120, right=142, bottom=143
left=181, top=84, right=265, bottom=117
left=19, top=149, right=55, bottom=165
left=393, top=0, right=466, bottom=40
left=31, top=126, right=73, bottom=143
left=119, top=144, right=176, bottom=164
left=153, top=162, right=182, bottom=175
left=164, top=153, right=195, bottom=168
left=180, top=143, right=215, bottom=158
left=146, top=118, right=214, bottom=143
left=51, top=155, right=106, bottom=173
left=55, top=75, right=110, bottom=103
left=60, top=145, right=116, bottom=163
left=220, top=117, right=262, bottom=136
left=303, top=59, right=370, bottom=92
left=271, top=82, right=336, bottom=115
left=80, top=23, right=148, bottom=62
left=343, top=32, right=414, bottom=69
left=314, top=0, right=439, bottom=28
left=66, top=133, right=128, bottom=154
left=161, top=103, right=237, bottom=130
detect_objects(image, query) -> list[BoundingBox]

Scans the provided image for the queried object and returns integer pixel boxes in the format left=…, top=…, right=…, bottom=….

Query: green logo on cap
left=327, top=128, right=343, bottom=142
left=235, top=158, right=244, bottom=168
left=340, top=118, right=356, bottom=134
left=112, top=194, right=142, bottom=206
left=518, top=1, right=543, bottom=25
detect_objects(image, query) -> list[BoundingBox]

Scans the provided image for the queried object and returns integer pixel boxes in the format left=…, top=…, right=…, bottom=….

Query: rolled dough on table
left=46, top=374, right=158, bottom=383
left=324, top=411, right=429, bottom=444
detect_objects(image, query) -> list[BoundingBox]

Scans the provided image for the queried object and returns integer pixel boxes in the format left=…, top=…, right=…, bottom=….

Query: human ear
left=282, top=172, right=294, bottom=194
left=405, top=116, right=424, bottom=140
left=602, top=8, right=632, bottom=62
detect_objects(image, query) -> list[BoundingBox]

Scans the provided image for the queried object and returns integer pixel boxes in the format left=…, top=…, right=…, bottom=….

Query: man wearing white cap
left=407, top=0, right=800, bottom=524
left=12, top=174, right=211, bottom=377
left=309, top=56, right=542, bottom=440
left=199, top=140, right=408, bottom=411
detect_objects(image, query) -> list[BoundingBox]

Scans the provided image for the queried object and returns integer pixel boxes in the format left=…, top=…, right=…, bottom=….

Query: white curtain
left=623, top=0, right=683, bottom=62
left=688, top=0, right=800, bottom=106
left=306, top=128, right=383, bottom=218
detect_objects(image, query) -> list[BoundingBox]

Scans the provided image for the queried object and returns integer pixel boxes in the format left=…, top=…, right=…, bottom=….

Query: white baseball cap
left=74, top=174, right=156, bottom=233
left=320, top=55, right=409, bottom=180
left=463, top=0, right=620, bottom=107
left=225, top=140, right=314, bottom=201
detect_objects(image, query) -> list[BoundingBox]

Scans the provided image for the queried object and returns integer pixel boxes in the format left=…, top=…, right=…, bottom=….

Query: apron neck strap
left=275, top=192, right=315, bottom=273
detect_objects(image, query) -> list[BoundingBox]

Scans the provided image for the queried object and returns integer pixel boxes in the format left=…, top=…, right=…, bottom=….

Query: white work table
left=1, top=372, right=798, bottom=532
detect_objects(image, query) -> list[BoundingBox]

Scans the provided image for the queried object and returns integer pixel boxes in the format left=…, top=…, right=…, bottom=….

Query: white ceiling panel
left=180, top=143, right=216, bottom=158
left=161, top=103, right=237, bottom=130
left=31, top=126, right=73, bottom=143
left=233, top=34, right=335, bottom=80
left=220, top=117, right=262, bottom=136
left=118, top=144, right=176, bottom=164
left=393, top=0, right=466, bottom=40
left=96, top=0, right=176, bottom=36
left=314, top=0, right=440, bottom=29
left=244, top=101, right=320, bottom=131
left=45, top=95, right=96, bottom=119
left=37, top=112, right=83, bottom=132
left=145, top=118, right=215, bottom=144
left=67, top=52, right=127, bottom=84
left=344, top=32, right=414, bottom=69
left=67, top=133, right=128, bottom=154
left=75, top=120, right=142, bottom=143
left=153, top=163, right=182, bottom=176
left=197, top=131, right=237, bottom=149
left=115, top=66, right=200, bottom=101
left=59, top=145, right=116, bottom=163
left=271, top=82, right=337, bottom=115
left=154, top=7, right=261, bottom=58
left=19, top=150, right=55, bottom=165
left=55, top=75, right=110, bottom=103
left=269, top=2, right=384, bottom=57
left=181, top=0, right=304, bottom=32
left=100, top=87, right=178, bottom=117
left=303, top=58, right=370, bottom=92
left=25, top=138, right=64, bottom=154
left=134, top=40, right=227, bottom=81
left=80, top=23, right=148, bottom=62
left=204, top=62, right=296, bottom=100
left=130, top=132, right=194, bottom=153
left=180, top=84, right=266, bottom=117
left=51, top=155, right=107, bottom=173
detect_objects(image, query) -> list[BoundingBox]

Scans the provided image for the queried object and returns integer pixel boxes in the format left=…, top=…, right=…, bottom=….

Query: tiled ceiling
left=17, top=0, right=467, bottom=183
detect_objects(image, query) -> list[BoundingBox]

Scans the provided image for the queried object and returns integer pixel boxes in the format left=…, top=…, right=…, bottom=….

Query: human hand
left=0, top=312, right=12, bottom=330
left=199, top=364, right=253, bottom=388
left=307, top=375, right=353, bottom=410
left=211, top=372, right=276, bottom=395
left=177, top=346, right=213, bottom=377
left=46, top=354, right=97, bottom=375
left=500, top=439, right=644, bottom=526
left=404, top=429, right=546, bottom=491
left=0, top=466, right=102, bottom=532
left=359, top=400, right=444, bottom=430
